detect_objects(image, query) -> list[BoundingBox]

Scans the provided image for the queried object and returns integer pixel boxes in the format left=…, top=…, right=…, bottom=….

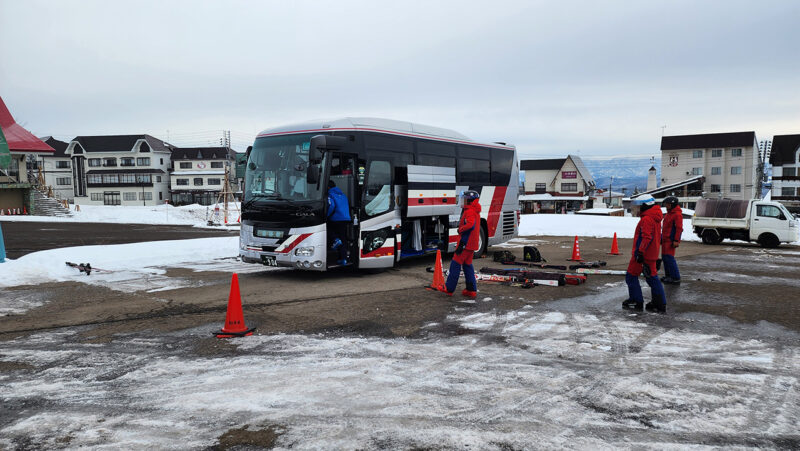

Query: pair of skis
left=480, top=267, right=588, bottom=286
left=426, top=266, right=558, bottom=287
left=65, top=261, right=112, bottom=276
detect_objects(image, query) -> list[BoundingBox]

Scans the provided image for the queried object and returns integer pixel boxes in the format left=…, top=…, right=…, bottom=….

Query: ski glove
left=635, top=252, right=644, bottom=264
left=455, top=241, right=465, bottom=255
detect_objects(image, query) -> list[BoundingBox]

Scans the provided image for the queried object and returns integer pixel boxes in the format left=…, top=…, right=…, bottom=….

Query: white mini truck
left=692, top=198, right=799, bottom=247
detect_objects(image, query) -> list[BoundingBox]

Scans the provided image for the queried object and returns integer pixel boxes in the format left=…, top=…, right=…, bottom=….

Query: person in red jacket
left=623, top=194, right=667, bottom=313
left=444, top=190, right=481, bottom=297
left=660, top=196, right=683, bottom=284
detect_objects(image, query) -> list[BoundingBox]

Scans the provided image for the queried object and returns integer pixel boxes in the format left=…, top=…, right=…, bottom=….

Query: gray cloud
left=2, top=0, right=798, bottom=155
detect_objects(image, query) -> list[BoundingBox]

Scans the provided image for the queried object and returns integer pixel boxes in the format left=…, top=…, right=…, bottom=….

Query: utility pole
left=608, top=176, right=614, bottom=207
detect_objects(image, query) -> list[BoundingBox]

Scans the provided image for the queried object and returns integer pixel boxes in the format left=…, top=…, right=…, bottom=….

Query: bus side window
left=364, top=159, right=392, bottom=216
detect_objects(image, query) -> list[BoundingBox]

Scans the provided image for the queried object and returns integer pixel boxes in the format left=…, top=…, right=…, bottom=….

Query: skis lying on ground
left=499, top=260, right=568, bottom=270
left=65, top=261, right=112, bottom=276
left=426, top=267, right=550, bottom=287
left=568, top=261, right=607, bottom=270
left=576, top=268, right=626, bottom=275
left=480, top=267, right=587, bottom=286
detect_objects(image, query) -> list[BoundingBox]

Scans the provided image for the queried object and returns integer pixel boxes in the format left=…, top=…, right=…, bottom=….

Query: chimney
left=647, top=166, right=657, bottom=192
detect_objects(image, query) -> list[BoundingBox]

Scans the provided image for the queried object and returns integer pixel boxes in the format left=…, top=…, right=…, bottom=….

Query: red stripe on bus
left=361, top=246, right=394, bottom=258
left=411, top=197, right=454, bottom=206
left=279, top=233, right=312, bottom=253
left=256, top=127, right=515, bottom=150
left=487, top=186, right=507, bottom=237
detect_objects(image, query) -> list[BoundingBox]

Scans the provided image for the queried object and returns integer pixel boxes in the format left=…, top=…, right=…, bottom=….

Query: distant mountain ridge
left=583, top=156, right=660, bottom=194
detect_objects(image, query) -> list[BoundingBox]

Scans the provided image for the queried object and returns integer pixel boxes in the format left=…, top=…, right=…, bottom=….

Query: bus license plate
left=261, top=255, right=277, bottom=266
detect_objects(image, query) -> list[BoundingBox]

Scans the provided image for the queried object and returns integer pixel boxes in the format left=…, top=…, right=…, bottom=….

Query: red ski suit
left=453, top=201, right=482, bottom=265
left=661, top=205, right=683, bottom=257
left=627, top=205, right=663, bottom=276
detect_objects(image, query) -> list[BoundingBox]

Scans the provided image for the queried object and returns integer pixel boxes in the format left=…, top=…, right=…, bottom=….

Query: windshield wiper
left=243, top=193, right=279, bottom=210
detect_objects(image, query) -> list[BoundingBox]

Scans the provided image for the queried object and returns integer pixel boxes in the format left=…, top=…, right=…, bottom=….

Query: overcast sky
left=2, top=0, right=799, bottom=158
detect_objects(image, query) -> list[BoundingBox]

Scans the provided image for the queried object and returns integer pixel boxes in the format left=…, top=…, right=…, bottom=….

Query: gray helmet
left=462, top=190, right=480, bottom=202
left=662, top=196, right=679, bottom=208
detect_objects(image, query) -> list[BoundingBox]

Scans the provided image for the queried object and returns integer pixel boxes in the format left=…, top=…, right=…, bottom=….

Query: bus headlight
left=295, top=246, right=315, bottom=256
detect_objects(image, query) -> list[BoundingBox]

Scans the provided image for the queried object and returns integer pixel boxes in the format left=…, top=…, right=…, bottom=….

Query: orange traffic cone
left=215, top=273, right=256, bottom=338
left=567, top=235, right=583, bottom=261
left=608, top=233, right=620, bottom=255
left=426, top=250, right=447, bottom=292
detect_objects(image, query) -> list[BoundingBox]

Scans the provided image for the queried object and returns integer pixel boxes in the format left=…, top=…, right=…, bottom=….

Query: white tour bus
left=239, top=117, right=519, bottom=270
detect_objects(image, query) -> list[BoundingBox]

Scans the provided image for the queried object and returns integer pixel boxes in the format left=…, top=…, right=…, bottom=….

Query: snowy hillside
left=582, top=155, right=660, bottom=193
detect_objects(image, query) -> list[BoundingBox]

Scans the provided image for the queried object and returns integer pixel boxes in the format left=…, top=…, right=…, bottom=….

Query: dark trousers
left=329, top=221, right=349, bottom=261
left=662, top=254, right=680, bottom=280
left=445, top=250, right=476, bottom=293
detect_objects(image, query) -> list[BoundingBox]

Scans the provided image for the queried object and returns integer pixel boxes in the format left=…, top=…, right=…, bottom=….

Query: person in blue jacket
left=327, top=180, right=351, bottom=265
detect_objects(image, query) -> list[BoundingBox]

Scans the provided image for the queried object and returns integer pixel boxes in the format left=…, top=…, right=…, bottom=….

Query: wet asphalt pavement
left=0, top=231, right=798, bottom=449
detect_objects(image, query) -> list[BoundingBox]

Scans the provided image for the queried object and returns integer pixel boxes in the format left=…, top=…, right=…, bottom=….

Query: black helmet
left=662, top=196, right=679, bottom=208
left=462, top=190, right=480, bottom=203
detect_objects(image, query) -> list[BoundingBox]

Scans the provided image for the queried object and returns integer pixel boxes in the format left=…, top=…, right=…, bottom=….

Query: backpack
left=492, top=251, right=516, bottom=262
left=523, top=246, right=544, bottom=262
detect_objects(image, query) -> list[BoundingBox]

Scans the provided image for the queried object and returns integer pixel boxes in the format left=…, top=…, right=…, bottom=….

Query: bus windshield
left=244, top=133, right=326, bottom=203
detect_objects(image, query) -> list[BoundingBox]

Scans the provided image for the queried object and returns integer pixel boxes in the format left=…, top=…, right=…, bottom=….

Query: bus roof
left=256, top=117, right=515, bottom=150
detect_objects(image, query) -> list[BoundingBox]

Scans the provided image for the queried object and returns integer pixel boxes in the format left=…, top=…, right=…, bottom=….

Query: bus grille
left=502, top=211, right=516, bottom=235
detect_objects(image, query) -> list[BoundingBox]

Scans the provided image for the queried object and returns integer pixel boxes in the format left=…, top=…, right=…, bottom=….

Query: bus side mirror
left=307, top=165, right=319, bottom=184
left=309, top=135, right=346, bottom=161
left=245, top=145, right=252, bottom=160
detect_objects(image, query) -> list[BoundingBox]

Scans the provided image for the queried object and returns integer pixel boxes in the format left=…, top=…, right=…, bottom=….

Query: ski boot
left=660, top=276, right=681, bottom=285
left=622, top=299, right=644, bottom=311
left=331, top=238, right=342, bottom=250
left=461, top=289, right=477, bottom=298
left=645, top=294, right=667, bottom=313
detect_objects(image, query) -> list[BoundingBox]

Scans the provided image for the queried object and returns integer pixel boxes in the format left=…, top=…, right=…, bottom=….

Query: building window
left=535, top=183, right=546, bottom=193
left=102, top=174, right=119, bottom=184
left=731, top=166, right=742, bottom=175
left=137, top=157, right=151, bottom=166
left=91, top=193, right=102, bottom=201
left=193, top=178, right=203, bottom=186
left=781, top=187, right=796, bottom=196
left=211, top=161, right=224, bottom=168
left=561, top=183, right=578, bottom=192
left=691, top=167, right=703, bottom=175
left=710, top=184, right=721, bottom=192
left=180, top=162, right=192, bottom=169
left=56, top=177, right=71, bottom=185
left=103, top=192, right=121, bottom=206
left=692, top=150, right=703, bottom=158
left=711, top=167, right=721, bottom=175
left=176, top=178, right=189, bottom=186
left=121, top=158, right=135, bottom=167
left=782, top=167, right=796, bottom=176
left=139, top=192, right=153, bottom=201
left=123, top=192, right=137, bottom=201
left=207, top=178, right=221, bottom=185
left=159, top=191, right=163, bottom=200
left=731, top=148, right=743, bottom=157
left=160, top=158, right=163, bottom=165
left=88, top=174, right=102, bottom=184
left=730, top=184, right=741, bottom=193
left=137, top=174, right=151, bottom=183
left=711, top=149, right=723, bottom=157
left=156, top=176, right=162, bottom=182
left=56, top=160, right=70, bottom=169
left=88, top=158, right=101, bottom=167
left=103, top=158, right=117, bottom=167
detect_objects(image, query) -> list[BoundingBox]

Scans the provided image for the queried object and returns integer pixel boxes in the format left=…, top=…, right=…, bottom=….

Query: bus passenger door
left=358, top=156, right=400, bottom=269
left=328, top=152, right=359, bottom=266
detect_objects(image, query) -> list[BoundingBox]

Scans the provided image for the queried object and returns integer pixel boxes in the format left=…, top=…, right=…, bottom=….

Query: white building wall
left=661, top=144, right=757, bottom=200
left=523, top=169, right=558, bottom=193
left=39, top=156, right=74, bottom=202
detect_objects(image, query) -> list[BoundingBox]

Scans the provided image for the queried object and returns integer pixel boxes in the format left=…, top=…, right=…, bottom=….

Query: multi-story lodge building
left=169, top=146, right=236, bottom=205
left=66, top=135, right=173, bottom=206
left=38, top=137, right=74, bottom=202
left=519, top=155, right=595, bottom=213
left=660, top=131, right=760, bottom=202
left=769, top=134, right=800, bottom=213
